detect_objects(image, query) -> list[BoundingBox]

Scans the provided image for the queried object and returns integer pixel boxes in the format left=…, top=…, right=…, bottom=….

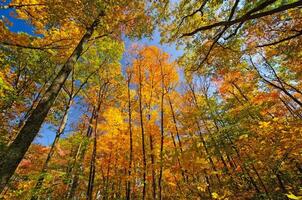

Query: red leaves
left=19, top=159, right=32, bottom=168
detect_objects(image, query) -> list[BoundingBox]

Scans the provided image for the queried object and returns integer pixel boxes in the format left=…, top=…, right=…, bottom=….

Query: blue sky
left=0, top=5, right=183, bottom=146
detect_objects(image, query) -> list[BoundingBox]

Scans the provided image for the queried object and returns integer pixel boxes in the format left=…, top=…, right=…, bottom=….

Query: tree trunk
left=138, top=63, right=147, bottom=200
left=146, top=78, right=156, bottom=200
left=126, top=74, right=133, bottom=200
left=167, top=95, right=187, bottom=182
left=87, top=134, right=97, bottom=200
left=66, top=107, right=95, bottom=200
left=87, top=83, right=106, bottom=200
left=30, top=99, right=71, bottom=200
left=158, top=63, right=165, bottom=200
left=0, top=12, right=104, bottom=192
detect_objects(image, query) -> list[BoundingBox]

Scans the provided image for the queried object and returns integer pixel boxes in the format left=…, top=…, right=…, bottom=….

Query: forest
left=0, top=0, right=301, bottom=199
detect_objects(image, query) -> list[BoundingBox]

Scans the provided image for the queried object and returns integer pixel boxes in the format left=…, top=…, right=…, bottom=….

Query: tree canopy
left=0, top=0, right=301, bottom=199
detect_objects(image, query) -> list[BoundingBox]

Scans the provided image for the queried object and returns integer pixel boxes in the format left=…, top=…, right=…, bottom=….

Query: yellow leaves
left=104, top=107, right=123, bottom=125
left=196, top=157, right=208, bottom=165
left=197, top=184, right=207, bottom=192
left=211, top=170, right=222, bottom=176
left=286, top=193, right=302, bottom=200
left=212, top=192, right=219, bottom=199
left=211, top=191, right=233, bottom=200
left=168, top=182, right=176, bottom=187
left=0, top=71, right=12, bottom=98
left=102, top=107, right=126, bottom=134
left=259, top=121, right=271, bottom=129
left=239, top=134, right=249, bottom=140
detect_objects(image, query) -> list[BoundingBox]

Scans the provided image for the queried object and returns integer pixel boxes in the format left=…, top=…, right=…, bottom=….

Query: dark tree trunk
left=87, top=82, right=107, bottom=200
left=138, top=63, right=147, bottom=200
left=126, top=73, right=133, bottom=200
left=158, top=63, right=165, bottom=200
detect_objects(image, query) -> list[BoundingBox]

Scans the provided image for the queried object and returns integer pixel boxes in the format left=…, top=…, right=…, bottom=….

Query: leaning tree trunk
left=0, top=12, right=104, bottom=192
left=30, top=99, right=72, bottom=200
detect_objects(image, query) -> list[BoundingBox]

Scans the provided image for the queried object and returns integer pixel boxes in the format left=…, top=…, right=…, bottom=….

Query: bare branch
left=181, top=0, right=301, bottom=37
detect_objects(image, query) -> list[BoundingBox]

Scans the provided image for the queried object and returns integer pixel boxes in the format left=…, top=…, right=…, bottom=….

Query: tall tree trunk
left=149, top=134, right=157, bottom=199
left=87, top=83, right=106, bottom=200
left=30, top=99, right=72, bottom=200
left=87, top=134, right=97, bottom=200
left=67, top=107, right=96, bottom=200
left=167, top=96, right=183, bottom=152
left=138, top=63, right=147, bottom=200
left=167, top=95, right=187, bottom=182
left=126, top=74, right=133, bottom=200
left=0, top=12, right=104, bottom=192
left=195, top=120, right=222, bottom=185
left=158, top=63, right=165, bottom=200
left=147, top=77, right=156, bottom=200
left=251, top=163, right=271, bottom=199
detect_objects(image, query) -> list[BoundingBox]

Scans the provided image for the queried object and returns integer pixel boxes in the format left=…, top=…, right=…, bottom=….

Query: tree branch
left=0, top=3, right=46, bottom=10
left=257, top=30, right=302, bottom=47
left=181, top=0, right=301, bottom=37
left=191, top=0, right=240, bottom=71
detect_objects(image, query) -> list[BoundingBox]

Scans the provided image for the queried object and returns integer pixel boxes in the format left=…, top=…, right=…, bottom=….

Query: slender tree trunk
left=251, top=163, right=271, bottom=199
left=31, top=99, right=72, bottom=200
left=87, top=134, right=97, bottom=200
left=67, top=107, right=96, bottom=200
left=104, top=152, right=112, bottom=200
left=195, top=120, right=222, bottom=185
left=126, top=74, right=133, bottom=200
left=138, top=63, right=147, bottom=200
left=188, top=83, right=222, bottom=185
left=146, top=79, right=156, bottom=200
left=167, top=95, right=187, bottom=182
left=225, top=134, right=261, bottom=193
left=167, top=96, right=183, bottom=152
left=149, top=134, right=157, bottom=199
left=158, top=64, right=165, bottom=200
left=87, top=83, right=106, bottom=200
left=204, top=170, right=213, bottom=199
left=0, top=12, right=104, bottom=192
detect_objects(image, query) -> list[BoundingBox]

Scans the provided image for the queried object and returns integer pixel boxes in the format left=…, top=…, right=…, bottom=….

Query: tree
left=0, top=0, right=152, bottom=192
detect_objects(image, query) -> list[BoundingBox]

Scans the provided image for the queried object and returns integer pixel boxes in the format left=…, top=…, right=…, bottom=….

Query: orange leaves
left=252, top=91, right=279, bottom=105
left=131, top=46, right=178, bottom=93
left=19, top=159, right=32, bottom=169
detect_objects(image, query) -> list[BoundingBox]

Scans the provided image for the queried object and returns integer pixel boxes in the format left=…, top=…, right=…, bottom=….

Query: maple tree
left=0, top=0, right=302, bottom=199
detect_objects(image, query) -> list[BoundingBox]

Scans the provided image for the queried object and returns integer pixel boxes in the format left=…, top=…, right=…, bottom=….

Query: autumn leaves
left=0, top=0, right=302, bottom=199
